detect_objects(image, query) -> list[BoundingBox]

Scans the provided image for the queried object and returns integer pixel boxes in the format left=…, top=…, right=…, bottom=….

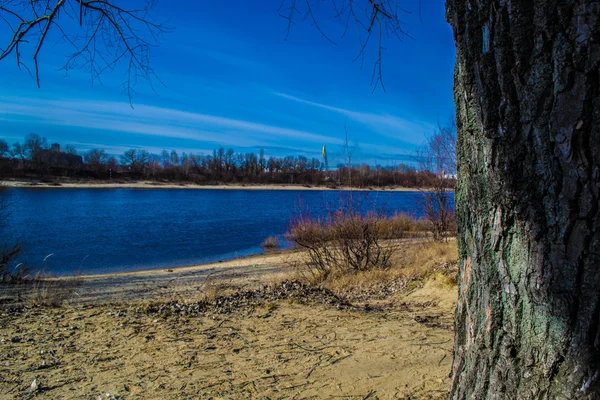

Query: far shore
left=3, top=179, right=442, bottom=192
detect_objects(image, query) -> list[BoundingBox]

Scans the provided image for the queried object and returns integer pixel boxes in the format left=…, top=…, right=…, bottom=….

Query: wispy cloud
left=274, top=92, right=434, bottom=145
left=0, top=94, right=426, bottom=163
left=0, top=96, right=335, bottom=147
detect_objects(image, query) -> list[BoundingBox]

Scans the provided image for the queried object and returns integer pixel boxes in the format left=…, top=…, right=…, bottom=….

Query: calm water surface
left=4, top=188, right=453, bottom=276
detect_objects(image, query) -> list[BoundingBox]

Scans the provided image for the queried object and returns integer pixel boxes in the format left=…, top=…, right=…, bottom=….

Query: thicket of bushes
left=285, top=193, right=456, bottom=280
left=288, top=211, right=423, bottom=278
left=1, top=135, right=456, bottom=189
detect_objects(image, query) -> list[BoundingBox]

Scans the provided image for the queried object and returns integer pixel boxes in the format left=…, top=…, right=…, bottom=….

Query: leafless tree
left=0, top=0, right=169, bottom=102
left=63, top=144, right=78, bottom=155
left=279, top=0, right=412, bottom=91
left=120, top=148, right=137, bottom=170
left=23, top=132, right=47, bottom=171
left=170, top=149, right=180, bottom=167
left=84, top=148, right=108, bottom=172
left=9, top=142, right=26, bottom=161
left=418, top=117, right=457, bottom=241
left=428, top=118, right=457, bottom=178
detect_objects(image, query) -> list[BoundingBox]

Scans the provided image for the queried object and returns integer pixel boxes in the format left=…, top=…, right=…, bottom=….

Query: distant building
left=50, top=143, right=61, bottom=152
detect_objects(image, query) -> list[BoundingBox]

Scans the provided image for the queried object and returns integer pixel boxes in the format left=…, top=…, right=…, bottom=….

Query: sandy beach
left=0, top=240, right=458, bottom=399
left=0, top=239, right=440, bottom=307
left=40, top=239, right=433, bottom=306
left=3, top=179, right=423, bottom=191
left=0, top=250, right=299, bottom=306
left=70, top=251, right=301, bottom=305
left=0, top=285, right=455, bottom=399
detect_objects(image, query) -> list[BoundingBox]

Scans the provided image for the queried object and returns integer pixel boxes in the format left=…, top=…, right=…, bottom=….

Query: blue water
left=2, top=188, right=453, bottom=276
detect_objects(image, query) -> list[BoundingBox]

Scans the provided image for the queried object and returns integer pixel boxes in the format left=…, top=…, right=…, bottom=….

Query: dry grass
left=260, top=236, right=280, bottom=250
left=24, top=276, right=82, bottom=307
left=313, top=238, right=458, bottom=300
left=0, top=274, right=83, bottom=308
left=380, top=212, right=432, bottom=237
left=288, top=211, right=430, bottom=279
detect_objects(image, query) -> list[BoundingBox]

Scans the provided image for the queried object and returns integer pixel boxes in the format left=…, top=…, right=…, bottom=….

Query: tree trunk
left=446, top=1, right=600, bottom=398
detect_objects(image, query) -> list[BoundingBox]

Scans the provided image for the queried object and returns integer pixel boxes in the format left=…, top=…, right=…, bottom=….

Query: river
left=2, top=188, right=453, bottom=276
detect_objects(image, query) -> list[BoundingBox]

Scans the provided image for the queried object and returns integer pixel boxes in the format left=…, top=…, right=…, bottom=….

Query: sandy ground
left=0, top=239, right=430, bottom=306
left=0, top=243, right=457, bottom=399
left=3, top=179, right=421, bottom=192
left=0, top=251, right=300, bottom=306
left=0, top=284, right=455, bottom=399
left=74, top=252, right=300, bottom=305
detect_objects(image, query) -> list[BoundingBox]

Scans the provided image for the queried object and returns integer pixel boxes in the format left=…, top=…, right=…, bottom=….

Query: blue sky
left=0, top=0, right=455, bottom=166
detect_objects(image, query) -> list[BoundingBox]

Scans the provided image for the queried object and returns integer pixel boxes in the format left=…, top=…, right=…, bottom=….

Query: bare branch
left=33, top=0, right=64, bottom=87
left=0, top=0, right=170, bottom=102
left=304, top=0, right=337, bottom=45
left=279, top=0, right=412, bottom=91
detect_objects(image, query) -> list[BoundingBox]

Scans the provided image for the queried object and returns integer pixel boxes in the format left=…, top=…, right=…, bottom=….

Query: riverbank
left=0, top=240, right=458, bottom=399
left=5, top=237, right=438, bottom=306
left=0, top=250, right=298, bottom=306
left=3, top=179, right=426, bottom=191
left=0, top=286, right=455, bottom=399
left=70, top=251, right=300, bottom=305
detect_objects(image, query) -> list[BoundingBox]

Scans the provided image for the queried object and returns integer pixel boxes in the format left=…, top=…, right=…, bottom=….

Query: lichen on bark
left=447, top=1, right=600, bottom=398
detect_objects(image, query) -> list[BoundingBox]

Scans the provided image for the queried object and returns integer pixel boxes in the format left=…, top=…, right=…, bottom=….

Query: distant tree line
left=0, top=133, right=454, bottom=188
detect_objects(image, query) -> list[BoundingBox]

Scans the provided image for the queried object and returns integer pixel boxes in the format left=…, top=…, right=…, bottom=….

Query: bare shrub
left=422, top=191, right=456, bottom=240
left=288, top=206, right=416, bottom=280
left=288, top=191, right=433, bottom=281
left=261, top=236, right=280, bottom=251
left=322, top=239, right=459, bottom=301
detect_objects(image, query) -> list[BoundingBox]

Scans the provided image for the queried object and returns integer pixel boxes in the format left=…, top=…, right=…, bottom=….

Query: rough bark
left=446, top=1, right=600, bottom=398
